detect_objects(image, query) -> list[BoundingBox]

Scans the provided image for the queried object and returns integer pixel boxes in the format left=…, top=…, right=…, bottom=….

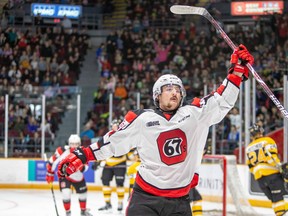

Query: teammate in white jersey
left=46, top=134, right=92, bottom=216
left=58, top=44, right=254, bottom=216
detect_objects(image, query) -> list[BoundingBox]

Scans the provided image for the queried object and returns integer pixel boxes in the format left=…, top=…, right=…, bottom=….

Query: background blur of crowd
left=0, top=0, right=287, bottom=159
left=85, top=0, right=288, bottom=154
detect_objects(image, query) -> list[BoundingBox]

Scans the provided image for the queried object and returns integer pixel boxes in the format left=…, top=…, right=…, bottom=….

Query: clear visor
left=161, top=84, right=181, bottom=94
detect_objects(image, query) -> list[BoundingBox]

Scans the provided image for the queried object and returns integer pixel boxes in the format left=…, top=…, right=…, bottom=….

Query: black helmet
left=249, top=123, right=264, bottom=137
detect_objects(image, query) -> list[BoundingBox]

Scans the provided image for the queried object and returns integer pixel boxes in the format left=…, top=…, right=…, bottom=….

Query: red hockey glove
left=237, top=44, right=254, bottom=65
left=57, top=147, right=87, bottom=177
left=46, top=163, right=54, bottom=183
left=230, top=49, right=239, bottom=65
left=46, top=172, right=54, bottom=183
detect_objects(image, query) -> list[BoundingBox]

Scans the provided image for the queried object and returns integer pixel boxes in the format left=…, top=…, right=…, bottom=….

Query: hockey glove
left=46, top=172, right=54, bottom=183
left=228, top=45, right=251, bottom=81
left=237, top=44, right=254, bottom=65
left=58, top=147, right=87, bottom=177
left=46, top=163, right=54, bottom=183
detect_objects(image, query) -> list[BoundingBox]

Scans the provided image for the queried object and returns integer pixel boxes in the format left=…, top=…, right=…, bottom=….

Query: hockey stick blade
left=170, top=5, right=207, bottom=16
left=170, top=5, right=288, bottom=119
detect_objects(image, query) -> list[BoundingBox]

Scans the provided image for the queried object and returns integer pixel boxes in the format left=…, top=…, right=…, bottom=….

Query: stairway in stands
left=53, top=47, right=101, bottom=148
left=102, top=0, right=127, bottom=29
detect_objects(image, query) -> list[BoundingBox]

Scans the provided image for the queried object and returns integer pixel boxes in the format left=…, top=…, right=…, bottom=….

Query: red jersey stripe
left=135, top=173, right=199, bottom=198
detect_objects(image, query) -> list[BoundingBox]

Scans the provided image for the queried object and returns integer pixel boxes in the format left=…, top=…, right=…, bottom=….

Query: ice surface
left=0, top=189, right=277, bottom=216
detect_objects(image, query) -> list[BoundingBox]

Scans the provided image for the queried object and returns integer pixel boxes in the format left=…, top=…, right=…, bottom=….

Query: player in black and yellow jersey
left=126, top=150, right=141, bottom=197
left=94, top=119, right=133, bottom=213
left=246, top=123, right=286, bottom=216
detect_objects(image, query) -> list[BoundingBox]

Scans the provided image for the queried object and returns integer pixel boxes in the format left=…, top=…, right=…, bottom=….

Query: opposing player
left=189, top=188, right=203, bottom=215
left=58, top=45, right=254, bottom=215
left=94, top=119, right=131, bottom=213
left=126, top=150, right=141, bottom=197
left=46, top=134, right=92, bottom=216
left=246, top=123, right=287, bottom=215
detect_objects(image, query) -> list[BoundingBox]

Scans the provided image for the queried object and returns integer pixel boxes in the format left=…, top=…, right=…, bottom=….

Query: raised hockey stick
left=170, top=5, right=288, bottom=120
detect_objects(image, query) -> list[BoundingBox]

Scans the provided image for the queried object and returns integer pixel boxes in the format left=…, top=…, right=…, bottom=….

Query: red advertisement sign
left=231, top=1, right=284, bottom=16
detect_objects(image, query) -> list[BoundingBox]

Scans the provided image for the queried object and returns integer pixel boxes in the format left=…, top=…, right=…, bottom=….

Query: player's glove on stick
left=228, top=44, right=253, bottom=81
left=237, top=44, right=254, bottom=65
left=46, top=163, right=54, bottom=183
left=58, top=147, right=87, bottom=177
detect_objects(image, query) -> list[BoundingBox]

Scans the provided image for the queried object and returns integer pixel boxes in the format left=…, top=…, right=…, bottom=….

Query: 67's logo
left=157, top=129, right=187, bottom=165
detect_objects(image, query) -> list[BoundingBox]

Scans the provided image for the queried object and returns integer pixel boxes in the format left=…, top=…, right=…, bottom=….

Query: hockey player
left=58, top=44, right=254, bottom=216
left=246, top=123, right=287, bottom=215
left=126, top=150, right=141, bottom=197
left=46, top=134, right=92, bottom=216
left=94, top=119, right=130, bottom=213
left=189, top=188, right=203, bottom=215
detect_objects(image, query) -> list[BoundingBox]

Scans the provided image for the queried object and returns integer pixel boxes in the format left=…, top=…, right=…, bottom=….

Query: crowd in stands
left=0, top=0, right=287, bottom=158
left=0, top=1, right=91, bottom=156
left=84, top=2, right=288, bottom=156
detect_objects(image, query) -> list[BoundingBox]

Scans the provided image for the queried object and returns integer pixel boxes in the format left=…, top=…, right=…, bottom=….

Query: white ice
left=0, top=189, right=277, bottom=216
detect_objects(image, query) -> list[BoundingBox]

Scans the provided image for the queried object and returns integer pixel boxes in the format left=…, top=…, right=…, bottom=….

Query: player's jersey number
left=247, top=148, right=266, bottom=166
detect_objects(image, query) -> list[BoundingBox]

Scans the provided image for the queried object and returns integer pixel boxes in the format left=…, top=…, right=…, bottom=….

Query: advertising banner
left=231, top=1, right=284, bottom=16
left=31, top=3, right=82, bottom=19
left=28, top=160, right=95, bottom=183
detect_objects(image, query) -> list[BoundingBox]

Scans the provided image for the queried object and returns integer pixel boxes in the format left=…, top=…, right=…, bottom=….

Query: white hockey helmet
left=68, top=134, right=81, bottom=147
left=152, top=74, right=186, bottom=108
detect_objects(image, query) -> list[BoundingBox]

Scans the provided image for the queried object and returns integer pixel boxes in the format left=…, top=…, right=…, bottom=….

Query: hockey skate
left=117, top=202, right=123, bottom=212
left=66, top=210, right=71, bottom=216
left=98, top=202, right=112, bottom=212
left=81, top=209, right=93, bottom=216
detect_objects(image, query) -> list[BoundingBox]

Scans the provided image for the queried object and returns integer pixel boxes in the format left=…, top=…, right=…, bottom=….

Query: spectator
left=114, top=82, right=128, bottom=100
left=227, top=125, right=240, bottom=152
left=58, top=59, right=69, bottom=74
left=61, top=72, right=73, bottom=86
left=80, top=120, right=95, bottom=140
left=61, top=15, right=72, bottom=34
left=229, top=107, right=241, bottom=132
left=23, top=78, right=33, bottom=93
left=26, top=116, right=39, bottom=133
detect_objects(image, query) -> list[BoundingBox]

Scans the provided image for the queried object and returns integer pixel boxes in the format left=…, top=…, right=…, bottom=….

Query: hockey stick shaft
left=170, top=5, right=288, bottom=119
left=50, top=183, right=60, bottom=216
left=44, top=154, right=59, bottom=216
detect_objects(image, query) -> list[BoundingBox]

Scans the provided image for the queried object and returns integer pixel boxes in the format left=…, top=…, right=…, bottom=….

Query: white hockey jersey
left=89, top=74, right=241, bottom=198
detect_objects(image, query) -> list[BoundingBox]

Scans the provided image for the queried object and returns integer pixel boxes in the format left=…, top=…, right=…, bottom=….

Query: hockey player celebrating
left=58, top=44, right=254, bottom=216
left=246, top=123, right=287, bottom=215
left=46, top=134, right=92, bottom=216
